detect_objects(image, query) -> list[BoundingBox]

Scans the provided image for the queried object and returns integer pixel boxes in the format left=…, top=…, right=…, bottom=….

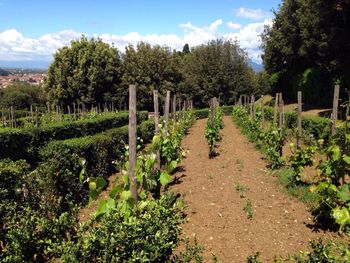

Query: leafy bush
left=0, top=111, right=148, bottom=162
left=195, top=105, right=232, bottom=119
left=1, top=209, right=77, bottom=263
left=56, top=193, right=184, bottom=262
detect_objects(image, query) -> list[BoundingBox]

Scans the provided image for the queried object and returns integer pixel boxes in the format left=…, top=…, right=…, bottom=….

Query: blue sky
left=0, top=0, right=281, bottom=63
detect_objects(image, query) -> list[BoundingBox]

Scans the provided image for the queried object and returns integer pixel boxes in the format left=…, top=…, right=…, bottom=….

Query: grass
left=207, top=173, right=214, bottom=180
left=243, top=199, right=253, bottom=220
left=235, top=183, right=249, bottom=198
left=235, top=159, right=244, bottom=172
left=272, top=167, right=320, bottom=208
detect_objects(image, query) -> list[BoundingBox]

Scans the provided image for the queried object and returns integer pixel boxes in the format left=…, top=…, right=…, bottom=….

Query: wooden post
left=297, top=91, right=302, bottom=148
left=252, top=95, right=256, bottom=119
left=249, top=96, right=253, bottom=117
left=153, top=90, right=161, bottom=171
left=128, top=84, right=138, bottom=201
left=261, top=95, right=265, bottom=129
left=331, top=85, right=340, bottom=136
left=278, top=93, right=283, bottom=129
left=210, top=98, right=215, bottom=127
left=68, top=105, right=71, bottom=116
left=153, top=90, right=160, bottom=133
left=172, top=95, right=177, bottom=122
left=35, top=106, right=39, bottom=128
left=164, top=90, right=171, bottom=132
left=273, top=93, right=279, bottom=126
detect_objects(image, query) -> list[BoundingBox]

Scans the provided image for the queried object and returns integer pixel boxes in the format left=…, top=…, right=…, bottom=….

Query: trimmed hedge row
left=197, top=104, right=330, bottom=139
left=41, top=120, right=154, bottom=180
left=0, top=111, right=148, bottom=161
left=261, top=106, right=331, bottom=139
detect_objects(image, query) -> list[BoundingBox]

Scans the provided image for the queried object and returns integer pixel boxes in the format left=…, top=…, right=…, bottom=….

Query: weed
left=235, top=159, right=244, bottom=172
left=247, top=252, right=261, bottom=263
left=243, top=199, right=253, bottom=220
left=235, top=183, right=249, bottom=198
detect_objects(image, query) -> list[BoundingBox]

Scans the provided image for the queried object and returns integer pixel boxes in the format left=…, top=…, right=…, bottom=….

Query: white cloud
left=227, top=22, right=242, bottom=30
left=236, top=7, right=270, bottom=20
left=0, top=18, right=272, bottom=63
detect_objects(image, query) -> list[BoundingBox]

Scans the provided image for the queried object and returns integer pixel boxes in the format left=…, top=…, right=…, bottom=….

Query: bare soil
left=170, top=116, right=341, bottom=262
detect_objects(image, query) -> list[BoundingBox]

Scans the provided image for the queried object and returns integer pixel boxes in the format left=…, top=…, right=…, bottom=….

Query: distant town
left=0, top=68, right=46, bottom=88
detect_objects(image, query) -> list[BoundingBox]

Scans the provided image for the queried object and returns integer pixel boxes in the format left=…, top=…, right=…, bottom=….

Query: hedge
left=0, top=111, right=148, bottom=161
left=42, top=120, right=154, bottom=180
left=260, top=106, right=331, bottom=139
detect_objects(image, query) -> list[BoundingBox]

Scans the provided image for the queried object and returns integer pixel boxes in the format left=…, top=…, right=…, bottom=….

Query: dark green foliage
left=0, top=82, right=46, bottom=109
left=45, top=36, right=122, bottom=107
left=194, top=105, right=233, bottom=119
left=183, top=39, right=256, bottom=108
left=290, top=239, right=350, bottom=262
left=56, top=193, right=183, bottom=262
left=1, top=208, right=77, bottom=263
left=42, top=120, right=154, bottom=184
left=0, top=111, right=148, bottom=161
left=262, top=106, right=330, bottom=140
left=233, top=106, right=286, bottom=169
left=262, top=0, right=350, bottom=106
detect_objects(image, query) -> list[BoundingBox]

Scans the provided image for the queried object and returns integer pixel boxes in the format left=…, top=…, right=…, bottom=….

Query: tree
left=121, top=42, right=172, bottom=110
left=182, top=39, right=255, bottom=107
left=262, top=0, right=350, bottom=106
left=0, top=82, right=46, bottom=109
left=182, top=44, right=190, bottom=54
left=44, top=36, right=122, bottom=108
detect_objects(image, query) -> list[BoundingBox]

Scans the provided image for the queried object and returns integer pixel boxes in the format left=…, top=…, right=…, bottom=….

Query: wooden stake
left=297, top=91, right=302, bottom=148
left=273, top=93, right=279, bottom=126
left=153, top=90, right=160, bottom=133
left=331, top=85, right=340, bottom=136
left=153, top=90, right=161, bottom=172
left=251, top=95, right=256, bottom=119
left=164, top=90, right=171, bottom=132
left=261, top=95, right=265, bottom=129
left=278, top=93, right=283, bottom=129
left=128, top=84, right=138, bottom=201
left=172, top=95, right=177, bottom=122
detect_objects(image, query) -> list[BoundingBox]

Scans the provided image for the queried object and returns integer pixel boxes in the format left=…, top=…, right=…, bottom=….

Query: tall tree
left=182, top=39, right=255, bottom=107
left=45, top=36, right=122, bottom=108
left=121, top=42, right=171, bottom=110
left=262, top=0, right=350, bottom=105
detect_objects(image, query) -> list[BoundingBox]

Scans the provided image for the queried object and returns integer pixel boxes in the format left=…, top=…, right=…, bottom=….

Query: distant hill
left=0, top=60, right=50, bottom=70
left=249, top=61, right=264, bottom=72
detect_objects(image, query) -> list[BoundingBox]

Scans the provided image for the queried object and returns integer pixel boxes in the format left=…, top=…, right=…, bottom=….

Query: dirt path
left=171, top=116, right=338, bottom=262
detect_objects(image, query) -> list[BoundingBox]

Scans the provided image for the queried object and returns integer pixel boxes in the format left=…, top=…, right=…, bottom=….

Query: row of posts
left=1, top=102, right=121, bottom=128
left=236, top=84, right=341, bottom=148
left=128, top=85, right=193, bottom=201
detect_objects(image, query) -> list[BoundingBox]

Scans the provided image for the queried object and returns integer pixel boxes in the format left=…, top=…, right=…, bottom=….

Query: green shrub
left=0, top=111, right=148, bottom=162
left=1, top=208, right=77, bottom=263
left=195, top=105, right=232, bottom=119
left=56, top=193, right=183, bottom=262
left=0, top=159, right=30, bottom=200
